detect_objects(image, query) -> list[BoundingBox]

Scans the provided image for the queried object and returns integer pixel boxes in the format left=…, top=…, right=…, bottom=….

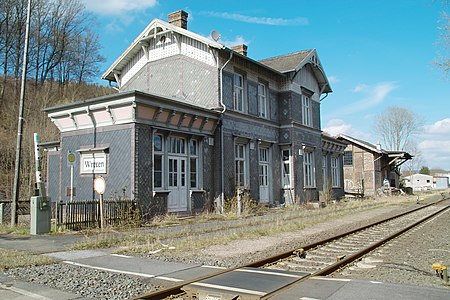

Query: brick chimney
left=231, top=44, right=248, bottom=56
left=168, top=10, right=188, bottom=30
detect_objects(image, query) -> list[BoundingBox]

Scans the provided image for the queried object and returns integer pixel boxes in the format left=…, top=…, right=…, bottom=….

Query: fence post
left=0, top=203, right=4, bottom=225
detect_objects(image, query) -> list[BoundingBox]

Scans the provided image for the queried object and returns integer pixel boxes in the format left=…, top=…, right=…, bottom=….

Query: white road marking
left=0, top=283, right=52, bottom=299
left=155, top=276, right=184, bottom=282
left=110, top=254, right=132, bottom=258
left=299, top=297, right=320, bottom=300
left=311, top=277, right=352, bottom=282
left=235, top=268, right=303, bottom=278
left=63, top=261, right=155, bottom=278
left=189, top=282, right=266, bottom=296
left=201, top=265, right=227, bottom=269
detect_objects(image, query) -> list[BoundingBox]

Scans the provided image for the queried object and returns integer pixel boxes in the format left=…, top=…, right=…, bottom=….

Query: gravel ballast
left=2, top=193, right=449, bottom=299
left=332, top=204, right=450, bottom=290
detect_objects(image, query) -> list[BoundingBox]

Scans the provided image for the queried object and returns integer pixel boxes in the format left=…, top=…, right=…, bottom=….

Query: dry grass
left=73, top=192, right=439, bottom=254
left=0, top=224, right=29, bottom=235
left=0, top=249, right=55, bottom=271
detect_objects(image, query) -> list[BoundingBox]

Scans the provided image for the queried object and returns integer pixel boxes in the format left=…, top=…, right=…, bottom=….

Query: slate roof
left=258, top=50, right=313, bottom=73
left=337, top=134, right=384, bottom=154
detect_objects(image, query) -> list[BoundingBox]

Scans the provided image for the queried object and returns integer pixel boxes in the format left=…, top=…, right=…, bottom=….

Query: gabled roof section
left=259, top=49, right=332, bottom=93
left=102, top=18, right=224, bottom=82
left=337, top=134, right=384, bottom=154
left=259, top=50, right=312, bottom=73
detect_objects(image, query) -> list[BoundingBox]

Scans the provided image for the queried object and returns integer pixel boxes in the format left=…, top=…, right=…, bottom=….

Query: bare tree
left=436, top=12, right=450, bottom=76
left=373, top=106, right=422, bottom=151
left=403, top=140, right=424, bottom=176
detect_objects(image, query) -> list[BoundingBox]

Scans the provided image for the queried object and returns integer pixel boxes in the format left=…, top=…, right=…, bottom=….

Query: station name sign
left=80, top=153, right=107, bottom=174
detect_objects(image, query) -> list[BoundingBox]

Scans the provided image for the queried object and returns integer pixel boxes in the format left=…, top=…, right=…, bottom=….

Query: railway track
left=134, top=198, right=450, bottom=300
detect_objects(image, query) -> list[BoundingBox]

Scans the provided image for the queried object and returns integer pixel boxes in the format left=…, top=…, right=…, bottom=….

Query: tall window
left=343, top=151, right=353, bottom=166
left=258, top=83, right=267, bottom=118
left=234, top=73, right=244, bottom=112
left=153, top=135, right=163, bottom=189
left=259, top=148, right=269, bottom=187
left=281, top=149, right=291, bottom=188
left=303, top=151, right=316, bottom=188
left=331, top=156, right=340, bottom=187
left=301, top=95, right=312, bottom=127
left=190, top=140, right=198, bottom=188
left=235, top=143, right=247, bottom=188
left=322, top=154, right=328, bottom=190
left=169, top=137, right=185, bottom=154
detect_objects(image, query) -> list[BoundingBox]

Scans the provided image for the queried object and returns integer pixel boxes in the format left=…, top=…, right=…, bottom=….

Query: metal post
left=11, top=0, right=32, bottom=226
left=70, top=165, right=74, bottom=202
left=237, top=188, right=242, bottom=217
left=99, top=194, right=104, bottom=229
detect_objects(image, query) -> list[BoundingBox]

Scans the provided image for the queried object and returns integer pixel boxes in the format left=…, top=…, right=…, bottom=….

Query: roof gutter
left=219, top=51, right=233, bottom=113
left=217, top=50, right=233, bottom=214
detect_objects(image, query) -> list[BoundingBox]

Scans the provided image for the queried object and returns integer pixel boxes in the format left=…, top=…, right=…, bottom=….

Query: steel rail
left=260, top=203, right=450, bottom=299
left=133, top=198, right=449, bottom=300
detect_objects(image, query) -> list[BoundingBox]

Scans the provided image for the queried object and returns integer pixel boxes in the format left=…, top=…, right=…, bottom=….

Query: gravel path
left=2, top=192, right=449, bottom=299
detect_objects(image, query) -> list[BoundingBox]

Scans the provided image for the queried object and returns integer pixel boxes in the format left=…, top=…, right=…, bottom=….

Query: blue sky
left=82, top=0, right=450, bottom=170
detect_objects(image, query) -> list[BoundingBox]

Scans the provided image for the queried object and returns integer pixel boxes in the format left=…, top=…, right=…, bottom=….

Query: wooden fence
left=57, top=198, right=137, bottom=230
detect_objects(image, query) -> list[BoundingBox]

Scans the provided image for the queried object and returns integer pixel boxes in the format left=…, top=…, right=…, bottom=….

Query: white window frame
left=154, top=135, right=202, bottom=191
left=153, top=134, right=164, bottom=189
left=281, top=149, right=292, bottom=189
left=189, top=139, right=198, bottom=189
left=343, top=151, right=353, bottom=166
left=259, top=147, right=269, bottom=187
left=331, top=156, right=340, bottom=187
left=234, top=73, right=244, bottom=112
left=301, top=94, right=312, bottom=127
left=258, top=83, right=268, bottom=118
left=235, top=143, right=248, bottom=188
left=303, top=150, right=316, bottom=188
left=322, top=154, right=328, bottom=190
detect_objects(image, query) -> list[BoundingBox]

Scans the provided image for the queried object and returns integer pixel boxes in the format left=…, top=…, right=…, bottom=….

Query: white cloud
left=82, top=0, right=158, bottom=15
left=221, top=36, right=251, bottom=48
left=328, top=76, right=339, bottom=84
left=201, top=11, right=308, bottom=26
left=422, top=118, right=450, bottom=135
left=347, top=82, right=397, bottom=114
left=322, top=119, right=369, bottom=139
left=417, top=118, right=450, bottom=170
left=352, top=83, right=368, bottom=93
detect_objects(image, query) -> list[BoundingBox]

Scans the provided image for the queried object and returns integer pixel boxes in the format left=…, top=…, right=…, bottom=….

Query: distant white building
left=434, top=176, right=449, bottom=190
left=403, top=174, right=449, bottom=191
left=403, top=174, right=433, bottom=191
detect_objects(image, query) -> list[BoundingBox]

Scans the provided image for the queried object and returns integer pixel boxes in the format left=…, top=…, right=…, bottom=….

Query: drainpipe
left=218, top=50, right=233, bottom=214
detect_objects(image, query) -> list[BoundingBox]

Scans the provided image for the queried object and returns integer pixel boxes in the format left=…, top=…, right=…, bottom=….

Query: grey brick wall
left=247, top=81, right=258, bottom=116
left=221, top=115, right=280, bottom=204
left=269, top=90, right=278, bottom=122
left=201, top=134, right=215, bottom=211
left=222, top=72, right=234, bottom=109
left=58, top=125, right=133, bottom=202
left=47, top=150, right=61, bottom=202
left=134, top=124, right=156, bottom=215
left=291, top=129, right=322, bottom=203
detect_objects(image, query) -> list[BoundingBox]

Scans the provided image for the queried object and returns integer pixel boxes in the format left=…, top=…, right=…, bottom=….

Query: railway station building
left=43, top=10, right=346, bottom=216
left=337, top=134, right=412, bottom=196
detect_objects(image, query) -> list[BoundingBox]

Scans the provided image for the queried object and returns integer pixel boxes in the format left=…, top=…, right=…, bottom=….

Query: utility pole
left=11, top=0, right=32, bottom=226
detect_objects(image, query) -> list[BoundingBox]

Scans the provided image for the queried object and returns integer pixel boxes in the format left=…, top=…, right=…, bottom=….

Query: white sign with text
left=80, top=153, right=107, bottom=174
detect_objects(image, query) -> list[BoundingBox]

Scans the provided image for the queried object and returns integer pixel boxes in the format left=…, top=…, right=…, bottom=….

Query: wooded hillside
left=0, top=0, right=114, bottom=200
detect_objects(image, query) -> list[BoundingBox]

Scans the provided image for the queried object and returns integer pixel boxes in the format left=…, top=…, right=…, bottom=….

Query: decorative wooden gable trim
left=102, top=19, right=224, bottom=86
